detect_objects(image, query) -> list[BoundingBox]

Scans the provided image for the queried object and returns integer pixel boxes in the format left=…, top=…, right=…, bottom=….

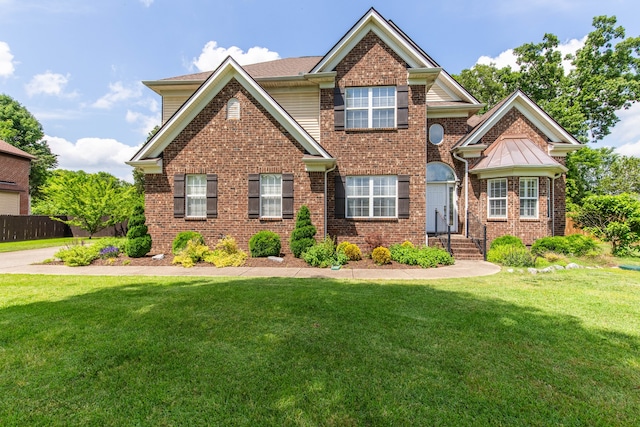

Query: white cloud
left=25, top=71, right=75, bottom=97
left=0, top=41, right=15, bottom=77
left=46, top=135, right=141, bottom=182
left=92, top=81, right=142, bottom=109
left=192, top=41, right=280, bottom=72
left=139, top=0, right=153, bottom=6
left=476, top=36, right=587, bottom=74
left=604, top=103, right=640, bottom=157
left=126, top=109, right=160, bottom=137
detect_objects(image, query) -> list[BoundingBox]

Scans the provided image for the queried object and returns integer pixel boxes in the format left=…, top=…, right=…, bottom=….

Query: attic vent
left=227, top=98, right=240, bottom=120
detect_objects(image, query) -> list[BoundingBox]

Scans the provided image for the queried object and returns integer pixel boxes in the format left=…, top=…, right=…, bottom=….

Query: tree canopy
left=454, top=16, right=640, bottom=143
left=0, top=94, right=57, bottom=200
left=32, top=170, right=141, bottom=238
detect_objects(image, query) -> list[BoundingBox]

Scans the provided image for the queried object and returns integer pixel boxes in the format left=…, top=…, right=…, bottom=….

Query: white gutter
left=453, top=151, right=469, bottom=237
left=324, top=164, right=337, bottom=238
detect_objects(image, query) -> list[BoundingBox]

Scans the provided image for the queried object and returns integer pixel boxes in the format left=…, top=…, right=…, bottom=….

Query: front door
left=426, top=182, right=457, bottom=233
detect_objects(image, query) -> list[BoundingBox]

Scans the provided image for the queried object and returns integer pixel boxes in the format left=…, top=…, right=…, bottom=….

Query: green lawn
left=1, top=270, right=639, bottom=426
left=0, top=237, right=90, bottom=253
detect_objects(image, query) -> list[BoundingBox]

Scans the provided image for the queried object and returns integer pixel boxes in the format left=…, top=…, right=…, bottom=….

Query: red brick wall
left=0, top=153, right=31, bottom=215
left=321, top=31, right=428, bottom=248
left=145, top=79, right=325, bottom=254
left=465, top=108, right=567, bottom=246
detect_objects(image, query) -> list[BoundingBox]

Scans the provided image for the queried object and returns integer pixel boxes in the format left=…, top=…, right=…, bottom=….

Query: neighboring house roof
left=129, top=56, right=335, bottom=173
left=470, top=136, right=568, bottom=179
left=455, top=90, right=582, bottom=149
left=0, top=139, right=36, bottom=160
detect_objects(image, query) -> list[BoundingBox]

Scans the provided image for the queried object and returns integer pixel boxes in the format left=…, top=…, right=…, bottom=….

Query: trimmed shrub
left=204, top=236, right=248, bottom=267
left=490, top=235, right=525, bottom=250
left=55, top=242, right=100, bottom=267
left=303, top=236, right=348, bottom=268
left=336, top=241, right=350, bottom=254
left=364, top=233, right=386, bottom=253
left=172, top=239, right=210, bottom=268
left=289, top=205, right=317, bottom=258
left=249, top=230, right=281, bottom=257
left=172, top=231, right=205, bottom=255
left=390, top=244, right=454, bottom=268
left=531, top=234, right=598, bottom=257
left=125, top=205, right=152, bottom=258
left=343, top=243, right=362, bottom=261
left=371, top=246, right=391, bottom=265
left=487, top=244, right=535, bottom=267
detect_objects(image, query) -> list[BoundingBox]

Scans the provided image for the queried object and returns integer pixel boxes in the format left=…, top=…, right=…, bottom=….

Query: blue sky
left=1, top=0, right=639, bottom=182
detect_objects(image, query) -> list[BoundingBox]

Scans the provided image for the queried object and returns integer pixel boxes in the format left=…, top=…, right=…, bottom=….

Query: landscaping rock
left=268, top=256, right=284, bottom=263
left=539, top=267, right=555, bottom=273
left=528, top=268, right=538, bottom=275
left=152, top=254, right=165, bottom=260
left=553, top=265, right=565, bottom=270
left=565, top=263, right=581, bottom=270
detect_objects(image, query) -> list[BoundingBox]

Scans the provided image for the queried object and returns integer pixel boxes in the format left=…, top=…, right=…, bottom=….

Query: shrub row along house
left=128, top=8, right=581, bottom=256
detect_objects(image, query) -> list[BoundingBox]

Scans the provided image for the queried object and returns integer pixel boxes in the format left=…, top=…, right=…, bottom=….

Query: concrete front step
left=433, top=235, right=485, bottom=260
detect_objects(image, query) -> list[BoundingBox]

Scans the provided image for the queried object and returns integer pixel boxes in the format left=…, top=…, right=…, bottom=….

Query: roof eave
left=470, top=164, right=568, bottom=179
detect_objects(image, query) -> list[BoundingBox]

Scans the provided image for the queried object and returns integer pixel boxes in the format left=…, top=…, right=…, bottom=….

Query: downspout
left=452, top=151, right=469, bottom=237
left=552, top=173, right=561, bottom=236
left=324, top=164, right=337, bottom=238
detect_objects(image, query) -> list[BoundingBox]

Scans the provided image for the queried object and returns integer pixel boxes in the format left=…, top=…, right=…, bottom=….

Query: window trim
left=185, top=174, right=207, bottom=218
left=429, top=123, right=444, bottom=145
left=519, top=177, right=539, bottom=219
left=227, top=97, right=240, bottom=120
left=345, top=86, right=396, bottom=129
left=345, top=175, right=398, bottom=219
left=487, top=178, right=508, bottom=219
left=260, top=174, right=283, bottom=219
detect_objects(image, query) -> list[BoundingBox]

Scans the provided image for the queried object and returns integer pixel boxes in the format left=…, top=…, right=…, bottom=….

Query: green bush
left=204, top=236, right=247, bottom=267
left=302, top=236, right=348, bottom=268
left=125, top=205, right=152, bottom=258
left=343, top=243, right=362, bottom=261
left=390, top=244, right=454, bottom=268
left=172, top=231, right=205, bottom=255
left=531, top=234, right=598, bottom=257
left=55, top=243, right=100, bottom=267
left=289, top=205, right=317, bottom=258
left=172, top=239, right=211, bottom=268
left=487, top=244, right=535, bottom=267
left=490, top=235, right=525, bottom=250
left=371, top=246, right=391, bottom=265
left=249, top=230, right=281, bottom=257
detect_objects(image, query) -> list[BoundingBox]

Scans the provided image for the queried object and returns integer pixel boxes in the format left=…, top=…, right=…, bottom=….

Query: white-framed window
left=186, top=174, right=207, bottom=218
left=260, top=174, right=282, bottom=218
left=520, top=177, right=539, bottom=218
left=488, top=178, right=507, bottom=219
left=227, top=98, right=240, bottom=120
left=345, top=87, right=396, bottom=129
left=346, top=176, right=397, bottom=218
left=429, top=123, right=444, bottom=145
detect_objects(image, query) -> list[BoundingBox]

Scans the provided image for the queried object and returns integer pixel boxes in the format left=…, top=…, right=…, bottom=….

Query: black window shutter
left=335, top=175, right=346, bottom=219
left=397, top=85, right=409, bottom=129
left=248, top=174, right=260, bottom=219
left=206, top=174, right=218, bottom=218
left=398, top=175, right=410, bottom=218
left=173, top=174, right=185, bottom=218
left=334, top=87, right=345, bottom=131
left=282, top=173, right=294, bottom=219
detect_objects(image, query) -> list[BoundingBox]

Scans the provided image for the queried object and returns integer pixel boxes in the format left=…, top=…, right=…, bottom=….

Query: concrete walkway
left=0, top=247, right=500, bottom=280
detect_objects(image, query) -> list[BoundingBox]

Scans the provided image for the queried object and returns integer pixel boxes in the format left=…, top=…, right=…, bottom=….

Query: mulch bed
left=84, top=253, right=421, bottom=269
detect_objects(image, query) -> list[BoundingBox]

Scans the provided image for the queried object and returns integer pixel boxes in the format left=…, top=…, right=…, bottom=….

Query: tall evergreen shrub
left=289, top=205, right=317, bottom=258
left=125, top=205, right=152, bottom=257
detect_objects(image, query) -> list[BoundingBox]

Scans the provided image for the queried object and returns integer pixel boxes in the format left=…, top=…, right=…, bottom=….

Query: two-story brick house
left=0, top=139, right=35, bottom=215
left=128, top=8, right=581, bottom=255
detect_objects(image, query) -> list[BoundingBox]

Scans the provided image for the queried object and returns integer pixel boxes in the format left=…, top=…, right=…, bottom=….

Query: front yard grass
left=1, top=270, right=639, bottom=426
left=0, top=237, right=90, bottom=253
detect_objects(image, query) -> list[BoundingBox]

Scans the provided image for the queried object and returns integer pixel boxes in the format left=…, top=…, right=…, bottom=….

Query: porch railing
left=467, top=210, right=487, bottom=261
left=434, top=209, right=451, bottom=255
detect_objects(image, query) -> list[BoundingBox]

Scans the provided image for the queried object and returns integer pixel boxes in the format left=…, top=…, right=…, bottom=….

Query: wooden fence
left=0, top=215, right=127, bottom=242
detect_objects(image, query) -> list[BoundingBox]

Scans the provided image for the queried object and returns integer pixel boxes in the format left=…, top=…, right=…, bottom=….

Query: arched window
left=429, top=123, right=444, bottom=145
left=227, top=98, right=240, bottom=120
left=427, top=162, right=456, bottom=182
